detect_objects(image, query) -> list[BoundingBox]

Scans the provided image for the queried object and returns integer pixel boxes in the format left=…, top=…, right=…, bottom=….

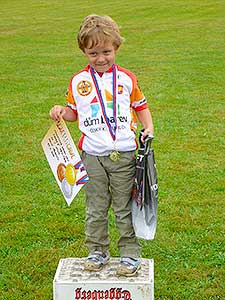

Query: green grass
left=0, top=0, right=224, bottom=299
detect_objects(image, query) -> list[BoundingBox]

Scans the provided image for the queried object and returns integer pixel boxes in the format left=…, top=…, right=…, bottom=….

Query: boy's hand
left=49, top=105, right=66, bottom=121
left=141, top=128, right=154, bottom=143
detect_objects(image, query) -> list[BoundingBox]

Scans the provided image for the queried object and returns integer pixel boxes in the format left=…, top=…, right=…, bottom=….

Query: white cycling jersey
left=66, top=64, right=148, bottom=155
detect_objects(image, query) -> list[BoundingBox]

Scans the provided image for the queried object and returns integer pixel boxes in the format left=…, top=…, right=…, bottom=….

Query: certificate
left=41, top=118, right=88, bottom=206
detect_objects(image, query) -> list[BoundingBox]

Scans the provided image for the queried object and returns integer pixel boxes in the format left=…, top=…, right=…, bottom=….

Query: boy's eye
left=90, top=52, right=97, bottom=56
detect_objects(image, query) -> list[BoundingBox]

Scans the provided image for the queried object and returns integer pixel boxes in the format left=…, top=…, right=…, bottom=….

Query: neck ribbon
left=90, top=64, right=117, bottom=141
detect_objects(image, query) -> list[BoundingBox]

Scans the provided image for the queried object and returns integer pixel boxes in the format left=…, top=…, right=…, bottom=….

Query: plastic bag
left=131, top=131, right=158, bottom=240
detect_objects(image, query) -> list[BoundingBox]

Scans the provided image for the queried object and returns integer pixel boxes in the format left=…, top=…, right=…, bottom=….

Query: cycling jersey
left=66, top=64, right=147, bottom=155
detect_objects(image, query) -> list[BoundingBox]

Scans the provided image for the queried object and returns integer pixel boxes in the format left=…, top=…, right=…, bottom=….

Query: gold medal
left=110, top=150, right=120, bottom=162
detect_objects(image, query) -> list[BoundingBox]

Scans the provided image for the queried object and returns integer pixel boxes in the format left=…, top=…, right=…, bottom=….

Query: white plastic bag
left=132, top=199, right=157, bottom=240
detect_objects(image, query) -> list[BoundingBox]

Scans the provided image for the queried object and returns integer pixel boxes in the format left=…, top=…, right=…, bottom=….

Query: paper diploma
left=41, top=118, right=89, bottom=206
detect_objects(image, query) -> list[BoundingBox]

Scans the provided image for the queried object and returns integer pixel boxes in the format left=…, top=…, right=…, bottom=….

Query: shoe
left=84, top=251, right=110, bottom=271
left=116, top=257, right=141, bottom=277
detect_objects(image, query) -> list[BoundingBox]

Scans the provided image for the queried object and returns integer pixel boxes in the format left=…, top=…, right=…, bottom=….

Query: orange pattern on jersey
left=116, top=65, right=145, bottom=106
left=66, top=80, right=75, bottom=106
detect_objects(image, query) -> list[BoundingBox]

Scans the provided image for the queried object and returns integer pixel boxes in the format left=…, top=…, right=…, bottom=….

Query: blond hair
left=77, top=14, right=124, bottom=51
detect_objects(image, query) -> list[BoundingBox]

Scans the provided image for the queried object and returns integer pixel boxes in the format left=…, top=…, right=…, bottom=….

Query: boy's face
left=84, top=41, right=118, bottom=73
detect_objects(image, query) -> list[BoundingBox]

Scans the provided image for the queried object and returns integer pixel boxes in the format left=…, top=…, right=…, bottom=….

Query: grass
left=0, top=0, right=224, bottom=299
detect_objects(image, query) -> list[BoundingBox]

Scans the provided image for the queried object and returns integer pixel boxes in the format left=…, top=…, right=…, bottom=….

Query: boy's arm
left=136, top=108, right=154, bottom=141
left=49, top=105, right=77, bottom=122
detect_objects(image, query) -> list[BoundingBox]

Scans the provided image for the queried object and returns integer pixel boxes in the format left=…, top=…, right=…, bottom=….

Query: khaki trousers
left=82, top=151, right=141, bottom=258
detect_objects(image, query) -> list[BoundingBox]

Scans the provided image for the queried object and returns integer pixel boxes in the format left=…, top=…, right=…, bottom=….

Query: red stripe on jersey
left=78, top=133, right=86, bottom=150
left=134, top=103, right=148, bottom=111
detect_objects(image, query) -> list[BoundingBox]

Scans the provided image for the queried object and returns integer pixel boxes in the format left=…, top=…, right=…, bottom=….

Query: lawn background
left=0, top=0, right=224, bottom=299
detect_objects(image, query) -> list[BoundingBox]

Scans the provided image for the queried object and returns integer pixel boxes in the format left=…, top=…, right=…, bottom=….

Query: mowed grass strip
left=0, top=1, right=224, bottom=299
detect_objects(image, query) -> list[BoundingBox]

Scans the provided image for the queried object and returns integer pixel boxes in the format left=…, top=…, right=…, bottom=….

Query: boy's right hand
left=49, top=105, right=66, bottom=121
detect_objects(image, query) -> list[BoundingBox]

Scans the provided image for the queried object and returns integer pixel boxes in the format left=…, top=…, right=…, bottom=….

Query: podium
left=53, top=258, right=154, bottom=300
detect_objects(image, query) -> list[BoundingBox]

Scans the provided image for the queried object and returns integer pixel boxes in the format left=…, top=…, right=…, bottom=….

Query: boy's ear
left=115, top=46, right=120, bottom=53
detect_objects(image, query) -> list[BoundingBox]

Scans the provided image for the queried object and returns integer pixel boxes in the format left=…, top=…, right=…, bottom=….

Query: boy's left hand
left=141, top=129, right=154, bottom=143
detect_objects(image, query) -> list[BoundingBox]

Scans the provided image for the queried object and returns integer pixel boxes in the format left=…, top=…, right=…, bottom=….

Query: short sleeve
left=66, top=78, right=77, bottom=114
left=130, top=77, right=148, bottom=111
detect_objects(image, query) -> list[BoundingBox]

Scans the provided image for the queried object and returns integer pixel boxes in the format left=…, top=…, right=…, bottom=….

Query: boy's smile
left=84, top=41, right=118, bottom=73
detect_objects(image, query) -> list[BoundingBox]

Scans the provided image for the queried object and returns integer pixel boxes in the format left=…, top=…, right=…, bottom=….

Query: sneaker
left=116, top=257, right=141, bottom=277
left=84, top=251, right=110, bottom=271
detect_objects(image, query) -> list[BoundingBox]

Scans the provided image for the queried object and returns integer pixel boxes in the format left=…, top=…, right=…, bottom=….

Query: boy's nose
left=97, top=55, right=105, bottom=63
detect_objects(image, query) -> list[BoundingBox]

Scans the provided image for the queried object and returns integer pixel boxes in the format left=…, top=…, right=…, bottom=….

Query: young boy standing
left=50, top=14, right=154, bottom=277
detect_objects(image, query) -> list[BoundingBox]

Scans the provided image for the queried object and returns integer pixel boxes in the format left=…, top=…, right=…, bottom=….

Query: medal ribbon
left=90, top=64, right=117, bottom=141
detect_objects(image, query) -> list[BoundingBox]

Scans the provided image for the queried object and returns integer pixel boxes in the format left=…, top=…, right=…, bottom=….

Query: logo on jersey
left=90, top=90, right=120, bottom=118
left=118, top=85, right=123, bottom=94
left=90, top=97, right=99, bottom=118
left=77, top=80, right=92, bottom=96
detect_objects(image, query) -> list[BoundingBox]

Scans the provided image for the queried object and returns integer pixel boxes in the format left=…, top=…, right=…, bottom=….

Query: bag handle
left=139, top=129, right=154, bottom=153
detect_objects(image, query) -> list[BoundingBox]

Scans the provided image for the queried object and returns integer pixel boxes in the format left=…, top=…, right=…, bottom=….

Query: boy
left=50, top=14, right=154, bottom=277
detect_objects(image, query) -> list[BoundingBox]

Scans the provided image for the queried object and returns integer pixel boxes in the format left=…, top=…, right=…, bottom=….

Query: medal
left=110, top=150, right=120, bottom=162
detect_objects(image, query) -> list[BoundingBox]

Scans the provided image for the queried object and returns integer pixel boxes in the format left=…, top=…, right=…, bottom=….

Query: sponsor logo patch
left=77, top=80, right=93, bottom=96
left=118, top=85, right=123, bottom=94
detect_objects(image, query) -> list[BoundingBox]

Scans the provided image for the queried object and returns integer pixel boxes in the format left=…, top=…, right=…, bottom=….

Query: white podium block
left=53, top=258, right=154, bottom=300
